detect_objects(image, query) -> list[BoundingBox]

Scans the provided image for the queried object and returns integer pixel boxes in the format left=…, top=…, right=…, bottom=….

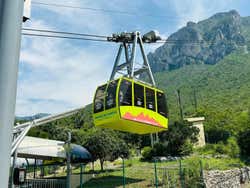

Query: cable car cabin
left=93, top=77, right=168, bottom=134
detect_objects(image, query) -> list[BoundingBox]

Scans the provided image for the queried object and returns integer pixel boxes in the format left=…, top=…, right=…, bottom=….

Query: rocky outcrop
left=148, top=10, right=248, bottom=72
left=204, top=167, right=250, bottom=188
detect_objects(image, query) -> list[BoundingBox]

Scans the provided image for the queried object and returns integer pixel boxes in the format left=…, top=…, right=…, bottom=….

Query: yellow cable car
left=93, top=77, right=168, bottom=134
left=93, top=31, right=168, bottom=134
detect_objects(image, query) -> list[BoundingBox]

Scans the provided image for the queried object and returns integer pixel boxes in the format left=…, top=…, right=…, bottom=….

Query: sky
left=16, top=0, right=250, bottom=116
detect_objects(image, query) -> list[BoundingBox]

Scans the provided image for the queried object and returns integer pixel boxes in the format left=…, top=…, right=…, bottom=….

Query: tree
left=159, top=121, right=199, bottom=156
left=84, top=128, right=129, bottom=171
left=238, top=129, right=250, bottom=156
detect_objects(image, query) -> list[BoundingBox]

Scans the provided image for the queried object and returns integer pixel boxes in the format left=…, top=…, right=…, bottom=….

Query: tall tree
left=84, top=128, right=129, bottom=171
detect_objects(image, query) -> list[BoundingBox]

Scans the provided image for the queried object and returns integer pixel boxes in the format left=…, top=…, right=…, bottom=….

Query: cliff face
left=148, top=10, right=249, bottom=72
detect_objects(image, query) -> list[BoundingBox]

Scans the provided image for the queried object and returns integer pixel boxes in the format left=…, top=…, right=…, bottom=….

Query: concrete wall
left=70, top=174, right=92, bottom=188
left=185, top=117, right=206, bottom=148
left=204, top=167, right=250, bottom=188
left=193, top=122, right=206, bottom=147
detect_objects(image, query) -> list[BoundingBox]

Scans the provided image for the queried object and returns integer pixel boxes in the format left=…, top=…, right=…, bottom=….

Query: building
left=185, top=117, right=206, bottom=148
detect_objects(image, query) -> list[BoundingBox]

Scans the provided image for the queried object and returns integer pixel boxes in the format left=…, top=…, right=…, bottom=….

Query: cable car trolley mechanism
left=93, top=31, right=168, bottom=134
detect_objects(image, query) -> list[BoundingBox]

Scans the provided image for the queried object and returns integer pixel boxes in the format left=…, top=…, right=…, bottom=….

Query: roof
left=17, top=136, right=91, bottom=162
left=185, top=117, right=205, bottom=122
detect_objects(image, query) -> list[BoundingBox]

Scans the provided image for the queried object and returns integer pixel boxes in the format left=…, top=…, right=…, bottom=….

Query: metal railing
left=20, top=178, right=66, bottom=188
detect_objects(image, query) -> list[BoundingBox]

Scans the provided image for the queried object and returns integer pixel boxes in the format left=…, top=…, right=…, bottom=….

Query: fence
left=19, top=178, right=66, bottom=188
left=83, top=159, right=205, bottom=188
left=9, top=159, right=205, bottom=188
left=9, top=163, right=81, bottom=188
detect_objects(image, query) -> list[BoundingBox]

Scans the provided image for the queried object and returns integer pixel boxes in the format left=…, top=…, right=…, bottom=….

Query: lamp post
left=65, top=132, right=72, bottom=188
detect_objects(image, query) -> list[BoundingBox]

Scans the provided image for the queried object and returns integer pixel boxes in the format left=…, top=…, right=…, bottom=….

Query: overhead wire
left=22, top=28, right=108, bottom=38
left=31, top=1, right=185, bottom=20
left=22, top=33, right=109, bottom=42
left=22, top=28, right=247, bottom=47
left=29, top=2, right=242, bottom=46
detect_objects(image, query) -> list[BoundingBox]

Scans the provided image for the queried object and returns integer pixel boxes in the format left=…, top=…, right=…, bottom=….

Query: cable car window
left=134, top=83, right=144, bottom=107
left=146, top=88, right=156, bottom=111
left=105, top=80, right=118, bottom=109
left=119, top=80, right=132, bottom=106
left=157, top=92, right=167, bottom=117
left=94, top=84, right=107, bottom=113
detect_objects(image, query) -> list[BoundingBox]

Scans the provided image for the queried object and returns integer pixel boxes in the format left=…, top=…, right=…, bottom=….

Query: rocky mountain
left=148, top=10, right=250, bottom=72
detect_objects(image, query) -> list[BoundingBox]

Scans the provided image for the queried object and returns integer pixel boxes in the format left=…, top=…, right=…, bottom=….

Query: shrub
left=152, top=142, right=165, bottom=156
left=215, top=141, right=227, bottom=154
left=141, top=146, right=153, bottom=161
left=197, top=137, right=240, bottom=158
left=180, top=140, right=193, bottom=156
left=226, top=137, right=240, bottom=158
left=238, top=129, right=250, bottom=156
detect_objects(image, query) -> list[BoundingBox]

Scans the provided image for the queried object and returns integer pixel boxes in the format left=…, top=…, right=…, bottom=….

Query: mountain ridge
left=148, top=10, right=249, bottom=72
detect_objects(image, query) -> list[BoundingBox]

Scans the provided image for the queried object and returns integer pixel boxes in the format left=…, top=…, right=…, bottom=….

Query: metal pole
left=177, top=89, right=184, bottom=121
left=109, top=44, right=123, bottom=81
left=33, top=159, right=37, bottom=179
left=193, top=88, right=198, bottom=112
left=130, top=32, right=138, bottom=78
left=154, top=159, right=158, bottom=188
left=150, top=134, right=154, bottom=148
left=122, top=158, right=125, bottom=188
left=138, top=36, right=156, bottom=86
left=0, top=0, right=24, bottom=187
left=11, top=150, right=18, bottom=188
left=179, top=160, right=184, bottom=188
left=123, top=43, right=131, bottom=76
left=66, top=132, right=72, bottom=188
left=80, top=163, right=84, bottom=188
left=200, top=160, right=204, bottom=187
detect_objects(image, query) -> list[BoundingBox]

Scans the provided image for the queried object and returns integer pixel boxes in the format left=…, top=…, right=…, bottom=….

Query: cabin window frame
left=133, top=82, right=145, bottom=108
left=145, top=87, right=156, bottom=111
left=94, top=84, right=107, bottom=113
left=105, top=80, right=118, bottom=110
left=157, top=91, right=168, bottom=117
left=119, top=79, right=132, bottom=106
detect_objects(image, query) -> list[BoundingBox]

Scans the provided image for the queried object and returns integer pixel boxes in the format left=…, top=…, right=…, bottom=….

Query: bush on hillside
left=141, top=146, right=153, bottom=161
left=238, top=129, right=250, bottom=156
left=180, top=140, right=194, bottom=156
left=197, top=137, right=240, bottom=158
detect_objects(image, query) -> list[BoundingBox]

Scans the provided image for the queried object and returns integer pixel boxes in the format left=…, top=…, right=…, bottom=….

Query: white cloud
left=17, top=11, right=116, bottom=115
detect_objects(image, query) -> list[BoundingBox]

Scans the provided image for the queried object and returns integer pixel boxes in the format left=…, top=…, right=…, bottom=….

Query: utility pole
left=66, top=132, right=72, bottom=188
left=0, top=0, right=24, bottom=187
left=177, top=89, right=184, bottom=121
left=192, top=87, right=198, bottom=113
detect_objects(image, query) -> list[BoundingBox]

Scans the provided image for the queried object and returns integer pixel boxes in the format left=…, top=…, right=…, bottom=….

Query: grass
left=200, top=157, right=245, bottom=170
left=28, top=155, right=247, bottom=187
left=80, top=156, right=247, bottom=187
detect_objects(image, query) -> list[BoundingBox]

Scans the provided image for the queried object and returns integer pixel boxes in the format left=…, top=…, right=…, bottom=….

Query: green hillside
left=24, top=10, right=250, bottom=146
left=155, top=51, right=250, bottom=140
left=27, top=51, right=250, bottom=144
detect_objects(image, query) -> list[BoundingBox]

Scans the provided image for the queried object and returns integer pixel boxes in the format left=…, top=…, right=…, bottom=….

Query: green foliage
left=156, top=52, right=250, bottom=144
left=238, top=128, right=250, bottom=156
left=21, top=51, right=250, bottom=162
left=152, top=142, right=166, bottom=156
left=197, top=137, right=240, bottom=158
left=141, top=146, right=153, bottom=161
left=183, top=158, right=204, bottom=188
left=214, top=142, right=228, bottom=154
left=226, top=137, right=240, bottom=158
left=180, top=140, right=194, bottom=156
left=83, top=128, right=129, bottom=171
left=28, top=128, right=49, bottom=138
left=141, top=121, right=198, bottom=161
left=160, top=121, right=199, bottom=156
